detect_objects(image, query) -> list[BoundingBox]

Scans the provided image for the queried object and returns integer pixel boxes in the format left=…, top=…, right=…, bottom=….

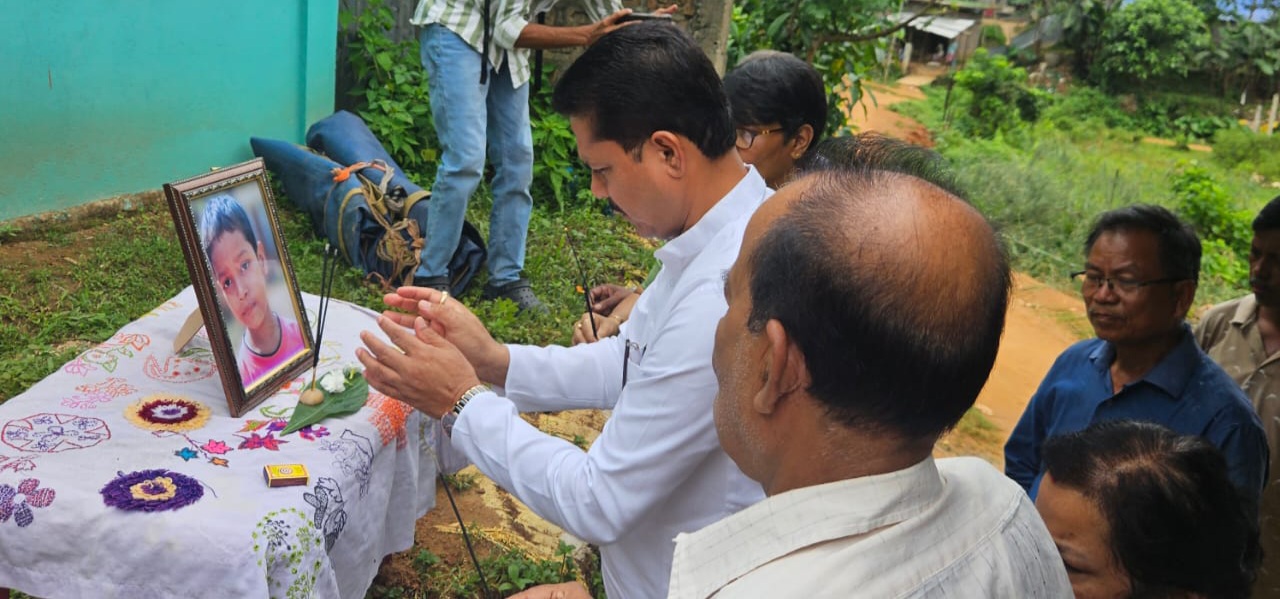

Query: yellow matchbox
left=263, top=464, right=309, bottom=488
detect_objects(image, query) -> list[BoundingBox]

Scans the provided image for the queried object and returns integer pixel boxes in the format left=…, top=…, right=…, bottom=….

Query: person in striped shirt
left=408, top=0, right=666, bottom=312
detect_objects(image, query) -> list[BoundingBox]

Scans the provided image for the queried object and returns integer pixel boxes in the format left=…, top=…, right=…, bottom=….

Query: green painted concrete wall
left=0, top=1, right=338, bottom=222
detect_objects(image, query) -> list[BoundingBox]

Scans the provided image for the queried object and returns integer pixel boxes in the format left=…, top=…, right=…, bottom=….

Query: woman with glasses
left=571, top=50, right=828, bottom=344
left=723, top=50, right=827, bottom=190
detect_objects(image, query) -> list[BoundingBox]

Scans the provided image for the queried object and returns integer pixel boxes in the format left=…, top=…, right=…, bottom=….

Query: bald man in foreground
left=516, top=136, right=1071, bottom=597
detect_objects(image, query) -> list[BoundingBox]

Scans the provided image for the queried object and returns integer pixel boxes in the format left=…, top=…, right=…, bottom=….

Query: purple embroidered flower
left=100, top=469, right=203, bottom=512
left=298, top=425, right=329, bottom=441
left=0, top=478, right=56, bottom=527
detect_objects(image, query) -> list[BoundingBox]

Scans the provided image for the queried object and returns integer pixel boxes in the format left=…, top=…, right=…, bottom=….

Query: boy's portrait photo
left=196, top=192, right=306, bottom=389
left=165, top=159, right=312, bottom=415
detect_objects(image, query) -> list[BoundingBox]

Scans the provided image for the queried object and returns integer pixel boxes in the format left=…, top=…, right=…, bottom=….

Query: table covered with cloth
left=0, top=287, right=442, bottom=598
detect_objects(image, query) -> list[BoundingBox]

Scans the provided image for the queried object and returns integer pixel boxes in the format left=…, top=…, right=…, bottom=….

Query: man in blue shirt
left=1004, top=204, right=1268, bottom=506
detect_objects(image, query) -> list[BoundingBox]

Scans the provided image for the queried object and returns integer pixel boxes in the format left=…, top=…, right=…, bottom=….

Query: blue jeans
left=418, top=24, right=533, bottom=285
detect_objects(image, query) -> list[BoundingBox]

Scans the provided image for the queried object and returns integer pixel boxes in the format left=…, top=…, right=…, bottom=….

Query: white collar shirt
left=448, top=166, right=772, bottom=598
left=668, top=457, right=1072, bottom=599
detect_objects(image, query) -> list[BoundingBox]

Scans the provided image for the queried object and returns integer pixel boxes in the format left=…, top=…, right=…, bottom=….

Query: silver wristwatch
left=441, top=384, right=489, bottom=437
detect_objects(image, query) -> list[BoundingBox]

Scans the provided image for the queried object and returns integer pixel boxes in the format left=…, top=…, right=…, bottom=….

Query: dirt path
left=969, top=274, right=1087, bottom=457
left=845, top=79, right=934, bottom=146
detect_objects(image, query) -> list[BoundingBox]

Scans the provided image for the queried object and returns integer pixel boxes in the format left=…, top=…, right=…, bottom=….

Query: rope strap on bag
left=325, top=160, right=426, bottom=289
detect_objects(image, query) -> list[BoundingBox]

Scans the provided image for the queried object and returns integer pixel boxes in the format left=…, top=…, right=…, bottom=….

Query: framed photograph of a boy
left=164, top=158, right=314, bottom=417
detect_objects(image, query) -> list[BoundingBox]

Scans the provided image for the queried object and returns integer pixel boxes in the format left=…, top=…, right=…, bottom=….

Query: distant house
left=892, top=12, right=983, bottom=67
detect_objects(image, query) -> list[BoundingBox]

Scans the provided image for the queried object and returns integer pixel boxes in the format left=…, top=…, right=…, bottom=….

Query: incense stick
left=563, top=229, right=598, bottom=339
left=308, top=245, right=339, bottom=388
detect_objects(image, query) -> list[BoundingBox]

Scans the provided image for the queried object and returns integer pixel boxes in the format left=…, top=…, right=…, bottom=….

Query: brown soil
left=845, top=79, right=935, bottom=147
left=1141, top=136, right=1213, bottom=153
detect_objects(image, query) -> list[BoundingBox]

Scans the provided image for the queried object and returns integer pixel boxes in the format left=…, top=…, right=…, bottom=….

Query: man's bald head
left=746, top=135, right=1010, bottom=441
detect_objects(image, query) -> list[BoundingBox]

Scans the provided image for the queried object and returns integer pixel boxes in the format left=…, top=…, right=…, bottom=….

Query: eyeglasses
left=1070, top=271, right=1185, bottom=295
left=735, top=126, right=784, bottom=151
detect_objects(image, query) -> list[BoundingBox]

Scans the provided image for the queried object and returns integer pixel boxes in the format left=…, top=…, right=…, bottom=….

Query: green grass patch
left=897, top=85, right=1276, bottom=307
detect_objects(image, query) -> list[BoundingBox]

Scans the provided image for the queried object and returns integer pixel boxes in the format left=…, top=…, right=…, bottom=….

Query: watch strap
left=452, top=384, right=490, bottom=415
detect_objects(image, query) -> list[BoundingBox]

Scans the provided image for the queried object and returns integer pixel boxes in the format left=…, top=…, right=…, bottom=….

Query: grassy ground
left=893, top=85, right=1276, bottom=309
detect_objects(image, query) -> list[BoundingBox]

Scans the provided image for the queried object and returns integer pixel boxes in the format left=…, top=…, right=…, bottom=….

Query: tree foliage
left=1094, top=0, right=1210, bottom=88
left=952, top=49, right=1045, bottom=138
left=1200, top=18, right=1280, bottom=99
left=1034, top=0, right=1122, bottom=80
left=729, top=0, right=929, bottom=134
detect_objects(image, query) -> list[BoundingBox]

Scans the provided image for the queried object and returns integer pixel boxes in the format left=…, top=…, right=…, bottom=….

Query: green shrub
left=1131, top=92, right=1236, bottom=140
left=1213, top=126, right=1280, bottom=181
left=980, top=24, right=1006, bottom=48
left=952, top=49, right=1045, bottom=139
left=1171, top=165, right=1251, bottom=256
left=529, top=73, right=596, bottom=212
left=1200, top=237, right=1249, bottom=292
left=1042, top=86, right=1136, bottom=139
left=342, top=0, right=439, bottom=177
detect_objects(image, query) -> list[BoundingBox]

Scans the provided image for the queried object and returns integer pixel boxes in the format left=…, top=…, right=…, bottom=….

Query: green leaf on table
left=281, top=373, right=369, bottom=435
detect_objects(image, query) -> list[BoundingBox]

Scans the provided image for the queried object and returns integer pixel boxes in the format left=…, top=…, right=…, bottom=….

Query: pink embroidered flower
left=238, top=432, right=287, bottom=451
left=201, top=439, right=231, bottom=455
left=63, top=358, right=93, bottom=377
left=0, top=478, right=56, bottom=527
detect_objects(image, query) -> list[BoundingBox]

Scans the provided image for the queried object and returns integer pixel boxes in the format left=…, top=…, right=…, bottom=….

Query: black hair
left=723, top=50, right=828, bottom=149
left=199, top=194, right=259, bottom=264
left=1084, top=204, right=1201, bottom=282
left=1042, top=420, right=1262, bottom=599
left=1253, top=194, right=1280, bottom=232
left=551, top=21, right=735, bottom=159
left=797, top=134, right=963, bottom=196
left=747, top=134, right=1010, bottom=440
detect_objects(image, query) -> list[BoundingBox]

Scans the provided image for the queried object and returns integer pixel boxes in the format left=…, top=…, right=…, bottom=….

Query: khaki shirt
left=1195, top=294, right=1280, bottom=595
left=1195, top=294, right=1280, bottom=476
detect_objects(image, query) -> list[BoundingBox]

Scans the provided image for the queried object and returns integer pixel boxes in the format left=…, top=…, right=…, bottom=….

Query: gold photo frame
left=164, top=158, right=314, bottom=416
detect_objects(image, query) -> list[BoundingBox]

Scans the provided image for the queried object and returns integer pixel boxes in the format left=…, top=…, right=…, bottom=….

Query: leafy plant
left=980, top=24, right=1007, bottom=48
left=952, top=49, right=1045, bottom=139
left=529, top=71, right=595, bottom=213
left=444, top=471, right=479, bottom=492
left=1213, top=126, right=1280, bottom=181
left=1172, top=164, right=1252, bottom=257
left=412, top=548, right=442, bottom=573
left=728, top=0, right=911, bottom=135
left=1094, top=0, right=1210, bottom=89
left=341, top=0, right=439, bottom=177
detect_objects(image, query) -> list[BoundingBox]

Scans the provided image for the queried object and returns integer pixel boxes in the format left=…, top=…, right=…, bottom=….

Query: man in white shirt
left=357, top=23, right=768, bottom=599
left=665, top=134, right=1071, bottom=598
left=511, top=135, right=1072, bottom=598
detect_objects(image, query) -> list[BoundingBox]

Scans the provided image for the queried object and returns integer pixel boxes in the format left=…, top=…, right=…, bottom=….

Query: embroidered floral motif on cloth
left=0, top=478, right=56, bottom=527
left=125, top=395, right=211, bottom=432
left=100, top=469, right=203, bottom=512
left=2, top=413, right=111, bottom=453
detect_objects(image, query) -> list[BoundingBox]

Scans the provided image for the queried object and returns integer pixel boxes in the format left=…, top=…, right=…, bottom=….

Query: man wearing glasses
left=1004, top=204, right=1268, bottom=507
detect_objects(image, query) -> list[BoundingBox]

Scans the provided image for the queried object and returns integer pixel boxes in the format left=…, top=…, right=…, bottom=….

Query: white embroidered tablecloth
left=0, top=287, right=440, bottom=599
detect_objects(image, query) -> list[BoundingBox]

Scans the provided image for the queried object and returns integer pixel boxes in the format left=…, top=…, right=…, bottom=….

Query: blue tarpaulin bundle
left=250, top=111, right=485, bottom=295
